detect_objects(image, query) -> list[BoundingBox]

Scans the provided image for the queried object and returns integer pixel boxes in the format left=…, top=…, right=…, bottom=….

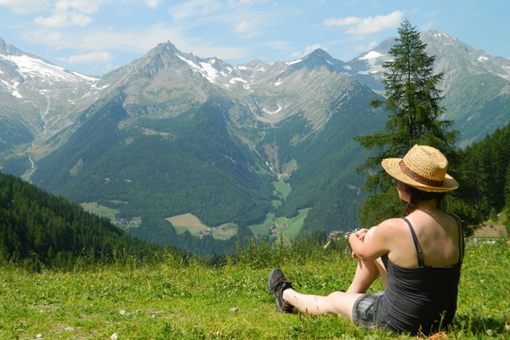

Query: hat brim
left=381, top=158, right=459, bottom=193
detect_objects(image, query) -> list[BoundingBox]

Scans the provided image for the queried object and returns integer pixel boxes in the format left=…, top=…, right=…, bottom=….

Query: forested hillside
left=0, top=172, right=161, bottom=269
left=452, top=122, right=510, bottom=226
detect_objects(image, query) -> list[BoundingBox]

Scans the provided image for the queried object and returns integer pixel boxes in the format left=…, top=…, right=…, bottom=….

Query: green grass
left=80, top=202, right=119, bottom=220
left=275, top=208, right=309, bottom=241
left=212, top=224, right=238, bottom=240
left=248, top=209, right=308, bottom=241
left=274, top=181, right=291, bottom=200
left=248, top=213, right=275, bottom=236
left=1, top=240, right=508, bottom=339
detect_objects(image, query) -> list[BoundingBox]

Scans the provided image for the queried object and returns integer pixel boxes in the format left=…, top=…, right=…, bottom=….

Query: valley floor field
left=1, top=241, right=508, bottom=339
left=164, top=179, right=303, bottom=241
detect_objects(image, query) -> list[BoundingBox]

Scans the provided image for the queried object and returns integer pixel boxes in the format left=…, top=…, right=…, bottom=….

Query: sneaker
left=267, top=268, right=295, bottom=313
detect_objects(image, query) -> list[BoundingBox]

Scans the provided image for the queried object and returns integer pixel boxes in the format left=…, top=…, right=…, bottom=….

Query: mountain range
left=1, top=32, right=509, bottom=252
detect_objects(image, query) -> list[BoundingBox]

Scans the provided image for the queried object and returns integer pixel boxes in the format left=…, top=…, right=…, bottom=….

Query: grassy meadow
left=1, top=238, right=509, bottom=339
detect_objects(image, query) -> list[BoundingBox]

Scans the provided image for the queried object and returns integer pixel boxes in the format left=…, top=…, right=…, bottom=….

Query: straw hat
left=381, top=145, right=458, bottom=192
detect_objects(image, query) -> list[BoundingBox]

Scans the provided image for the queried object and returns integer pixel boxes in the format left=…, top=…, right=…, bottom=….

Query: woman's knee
left=364, top=226, right=377, bottom=243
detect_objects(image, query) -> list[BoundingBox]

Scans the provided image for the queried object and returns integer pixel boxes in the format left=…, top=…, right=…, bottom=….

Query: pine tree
left=356, top=19, right=458, bottom=225
left=505, top=166, right=510, bottom=213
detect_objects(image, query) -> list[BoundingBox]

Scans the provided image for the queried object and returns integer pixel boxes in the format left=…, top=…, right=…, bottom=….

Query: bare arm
left=349, top=220, right=397, bottom=260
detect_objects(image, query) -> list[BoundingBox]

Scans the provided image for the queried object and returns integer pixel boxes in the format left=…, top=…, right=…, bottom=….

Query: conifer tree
left=505, top=166, right=510, bottom=213
left=356, top=19, right=458, bottom=225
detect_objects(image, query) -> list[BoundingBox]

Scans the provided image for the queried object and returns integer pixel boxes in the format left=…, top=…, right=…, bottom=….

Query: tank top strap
left=402, top=217, right=425, bottom=267
left=449, top=213, right=465, bottom=265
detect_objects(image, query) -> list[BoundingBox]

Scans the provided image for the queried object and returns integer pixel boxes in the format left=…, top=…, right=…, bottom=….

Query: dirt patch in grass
left=473, top=225, right=508, bottom=238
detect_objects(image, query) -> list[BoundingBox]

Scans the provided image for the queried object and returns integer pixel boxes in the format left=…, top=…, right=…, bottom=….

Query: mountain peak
left=151, top=41, right=179, bottom=56
left=303, top=48, right=337, bottom=64
left=306, top=48, right=331, bottom=59
left=285, top=48, right=343, bottom=70
left=0, top=37, right=23, bottom=56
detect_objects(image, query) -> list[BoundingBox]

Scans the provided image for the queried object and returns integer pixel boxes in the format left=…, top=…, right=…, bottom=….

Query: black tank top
left=376, top=217, right=464, bottom=335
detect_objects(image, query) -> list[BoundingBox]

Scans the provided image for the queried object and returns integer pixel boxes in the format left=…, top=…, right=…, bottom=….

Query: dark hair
left=397, top=181, right=446, bottom=216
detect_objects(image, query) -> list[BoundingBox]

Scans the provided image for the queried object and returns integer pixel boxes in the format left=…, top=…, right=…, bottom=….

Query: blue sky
left=1, top=0, right=509, bottom=76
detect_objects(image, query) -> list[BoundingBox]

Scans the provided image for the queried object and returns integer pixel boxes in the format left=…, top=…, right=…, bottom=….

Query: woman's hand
left=350, top=228, right=368, bottom=259
left=354, top=228, right=368, bottom=241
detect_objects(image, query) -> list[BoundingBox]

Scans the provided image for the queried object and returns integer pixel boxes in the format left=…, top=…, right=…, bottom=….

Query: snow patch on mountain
left=274, top=79, right=283, bottom=86
left=199, top=61, right=218, bottom=83
left=478, top=56, right=489, bottom=62
left=72, top=71, right=98, bottom=82
left=286, top=58, right=302, bottom=66
left=359, top=51, right=383, bottom=64
left=229, top=77, right=247, bottom=84
left=177, top=55, right=202, bottom=71
left=0, top=54, right=98, bottom=83
left=176, top=54, right=219, bottom=83
left=0, top=79, right=22, bottom=98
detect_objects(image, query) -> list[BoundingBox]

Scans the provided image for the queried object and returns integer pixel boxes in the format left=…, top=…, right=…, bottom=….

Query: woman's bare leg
left=278, top=228, right=387, bottom=318
left=282, top=289, right=363, bottom=319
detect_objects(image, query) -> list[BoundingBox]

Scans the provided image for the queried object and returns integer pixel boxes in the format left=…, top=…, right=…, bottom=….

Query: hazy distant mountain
left=0, top=37, right=99, bottom=175
left=343, top=31, right=510, bottom=144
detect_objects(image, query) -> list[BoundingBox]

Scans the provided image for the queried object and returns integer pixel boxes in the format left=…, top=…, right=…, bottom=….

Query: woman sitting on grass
left=268, top=145, right=464, bottom=335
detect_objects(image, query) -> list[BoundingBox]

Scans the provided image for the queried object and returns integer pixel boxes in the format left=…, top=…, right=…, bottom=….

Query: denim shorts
left=352, top=292, right=384, bottom=328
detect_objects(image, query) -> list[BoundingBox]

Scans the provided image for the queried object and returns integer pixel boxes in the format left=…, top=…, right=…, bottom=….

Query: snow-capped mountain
left=95, top=41, right=361, bottom=130
left=342, top=31, right=510, bottom=143
left=0, top=37, right=101, bottom=175
left=344, top=32, right=510, bottom=88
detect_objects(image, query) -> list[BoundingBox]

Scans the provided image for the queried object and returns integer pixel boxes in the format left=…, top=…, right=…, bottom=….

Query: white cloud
left=227, top=0, right=269, bottom=8
left=145, top=0, right=160, bottom=9
left=24, top=23, right=249, bottom=59
left=265, top=40, right=292, bottom=51
left=0, top=0, right=49, bottom=13
left=323, top=16, right=360, bottom=27
left=54, top=0, right=99, bottom=13
left=304, top=43, right=323, bottom=54
left=352, top=41, right=378, bottom=54
left=169, top=0, right=271, bottom=40
left=234, top=19, right=260, bottom=38
left=323, top=10, right=403, bottom=37
left=34, top=0, right=102, bottom=28
left=170, top=0, right=221, bottom=21
left=57, top=51, right=113, bottom=64
left=420, top=20, right=435, bottom=32
left=35, top=11, right=92, bottom=27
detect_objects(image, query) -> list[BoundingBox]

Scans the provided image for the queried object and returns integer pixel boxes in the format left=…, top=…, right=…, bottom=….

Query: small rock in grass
left=119, top=309, right=126, bottom=315
left=229, top=306, right=239, bottom=313
left=35, top=334, right=43, bottom=339
left=64, top=327, right=74, bottom=332
left=111, top=333, right=119, bottom=340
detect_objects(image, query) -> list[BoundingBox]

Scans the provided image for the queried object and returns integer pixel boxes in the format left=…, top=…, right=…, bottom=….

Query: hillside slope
left=0, top=172, right=159, bottom=268
left=0, top=240, right=508, bottom=338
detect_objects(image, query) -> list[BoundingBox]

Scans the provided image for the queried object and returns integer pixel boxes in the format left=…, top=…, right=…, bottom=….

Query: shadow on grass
left=453, top=314, right=509, bottom=337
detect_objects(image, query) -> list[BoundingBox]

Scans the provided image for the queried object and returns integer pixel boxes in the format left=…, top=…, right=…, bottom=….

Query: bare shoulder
left=377, top=218, right=405, bottom=231
left=372, top=218, right=407, bottom=240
